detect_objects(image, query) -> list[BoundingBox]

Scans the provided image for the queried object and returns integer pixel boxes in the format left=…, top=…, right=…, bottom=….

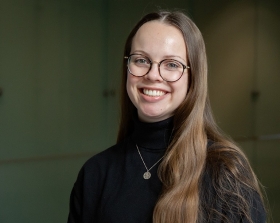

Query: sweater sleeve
left=67, top=167, right=86, bottom=223
left=67, top=157, right=104, bottom=223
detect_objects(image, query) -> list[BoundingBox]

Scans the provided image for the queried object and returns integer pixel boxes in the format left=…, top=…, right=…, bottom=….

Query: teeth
left=143, top=89, right=165, bottom=97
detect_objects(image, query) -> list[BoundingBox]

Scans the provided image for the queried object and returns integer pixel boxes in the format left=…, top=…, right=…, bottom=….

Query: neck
left=131, top=116, right=174, bottom=150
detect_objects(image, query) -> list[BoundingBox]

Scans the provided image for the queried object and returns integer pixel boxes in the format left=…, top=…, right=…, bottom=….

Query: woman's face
left=126, top=21, right=189, bottom=122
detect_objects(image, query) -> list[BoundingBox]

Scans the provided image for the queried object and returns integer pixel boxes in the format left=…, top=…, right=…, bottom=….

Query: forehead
left=131, top=21, right=187, bottom=60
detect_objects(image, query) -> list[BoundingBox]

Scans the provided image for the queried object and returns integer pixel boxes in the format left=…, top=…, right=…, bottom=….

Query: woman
left=68, top=10, right=266, bottom=223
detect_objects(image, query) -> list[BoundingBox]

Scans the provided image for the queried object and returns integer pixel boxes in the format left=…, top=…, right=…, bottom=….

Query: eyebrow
left=132, top=50, right=187, bottom=63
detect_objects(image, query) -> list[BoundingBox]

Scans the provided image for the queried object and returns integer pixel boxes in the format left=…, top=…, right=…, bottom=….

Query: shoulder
left=81, top=139, right=128, bottom=175
left=201, top=141, right=266, bottom=222
left=72, top=140, right=129, bottom=196
left=205, top=141, right=252, bottom=182
left=73, top=139, right=129, bottom=186
left=204, top=141, right=257, bottom=196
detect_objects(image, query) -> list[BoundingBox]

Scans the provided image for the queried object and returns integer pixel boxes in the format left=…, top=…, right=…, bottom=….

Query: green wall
left=0, top=0, right=279, bottom=222
left=193, top=1, right=280, bottom=221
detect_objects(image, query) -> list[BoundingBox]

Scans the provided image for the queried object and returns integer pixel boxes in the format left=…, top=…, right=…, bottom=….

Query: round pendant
left=143, top=171, right=151, bottom=179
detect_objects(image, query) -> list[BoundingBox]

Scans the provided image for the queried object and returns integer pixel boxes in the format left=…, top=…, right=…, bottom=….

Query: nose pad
left=145, top=63, right=163, bottom=81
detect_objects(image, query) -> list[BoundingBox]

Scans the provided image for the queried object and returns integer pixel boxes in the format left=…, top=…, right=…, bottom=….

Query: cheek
left=172, top=76, right=189, bottom=108
left=174, top=74, right=189, bottom=96
left=126, top=76, right=132, bottom=97
left=126, top=75, right=136, bottom=102
left=126, top=74, right=139, bottom=92
left=184, top=73, right=189, bottom=94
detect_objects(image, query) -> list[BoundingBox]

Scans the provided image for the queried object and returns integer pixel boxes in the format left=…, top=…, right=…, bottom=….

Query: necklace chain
left=136, top=144, right=164, bottom=179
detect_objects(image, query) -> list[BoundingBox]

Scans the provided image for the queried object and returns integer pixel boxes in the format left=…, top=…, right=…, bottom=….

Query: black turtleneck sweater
left=67, top=117, right=266, bottom=223
left=67, top=117, right=173, bottom=223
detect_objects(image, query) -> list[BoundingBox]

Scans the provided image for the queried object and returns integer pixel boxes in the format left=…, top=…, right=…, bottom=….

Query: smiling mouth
left=142, top=88, right=166, bottom=97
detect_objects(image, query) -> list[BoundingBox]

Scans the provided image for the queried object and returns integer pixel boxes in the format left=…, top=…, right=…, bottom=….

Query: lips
left=142, top=88, right=166, bottom=97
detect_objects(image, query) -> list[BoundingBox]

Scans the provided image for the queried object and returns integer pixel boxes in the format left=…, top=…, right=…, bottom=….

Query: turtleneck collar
left=130, top=115, right=174, bottom=150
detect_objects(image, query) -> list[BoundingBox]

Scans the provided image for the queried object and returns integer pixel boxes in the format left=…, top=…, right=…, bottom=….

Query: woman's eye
left=166, top=61, right=180, bottom=69
left=135, top=58, right=148, bottom=64
left=168, top=63, right=178, bottom=68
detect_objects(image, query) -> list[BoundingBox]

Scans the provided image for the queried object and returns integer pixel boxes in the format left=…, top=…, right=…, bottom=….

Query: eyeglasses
left=124, top=54, right=190, bottom=82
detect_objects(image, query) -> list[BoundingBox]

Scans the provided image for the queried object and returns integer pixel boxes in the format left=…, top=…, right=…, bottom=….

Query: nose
left=145, top=62, right=163, bottom=82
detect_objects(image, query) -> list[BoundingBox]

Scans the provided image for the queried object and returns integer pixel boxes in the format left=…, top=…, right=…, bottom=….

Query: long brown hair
left=117, top=11, right=265, bottom=223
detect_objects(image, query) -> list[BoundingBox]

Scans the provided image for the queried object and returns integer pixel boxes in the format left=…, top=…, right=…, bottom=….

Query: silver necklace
left=136, top=144, right=164, bottom=180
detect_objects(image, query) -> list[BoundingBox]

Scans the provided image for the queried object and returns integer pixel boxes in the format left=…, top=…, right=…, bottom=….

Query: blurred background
left=0, top=0, right=279, bottom=222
